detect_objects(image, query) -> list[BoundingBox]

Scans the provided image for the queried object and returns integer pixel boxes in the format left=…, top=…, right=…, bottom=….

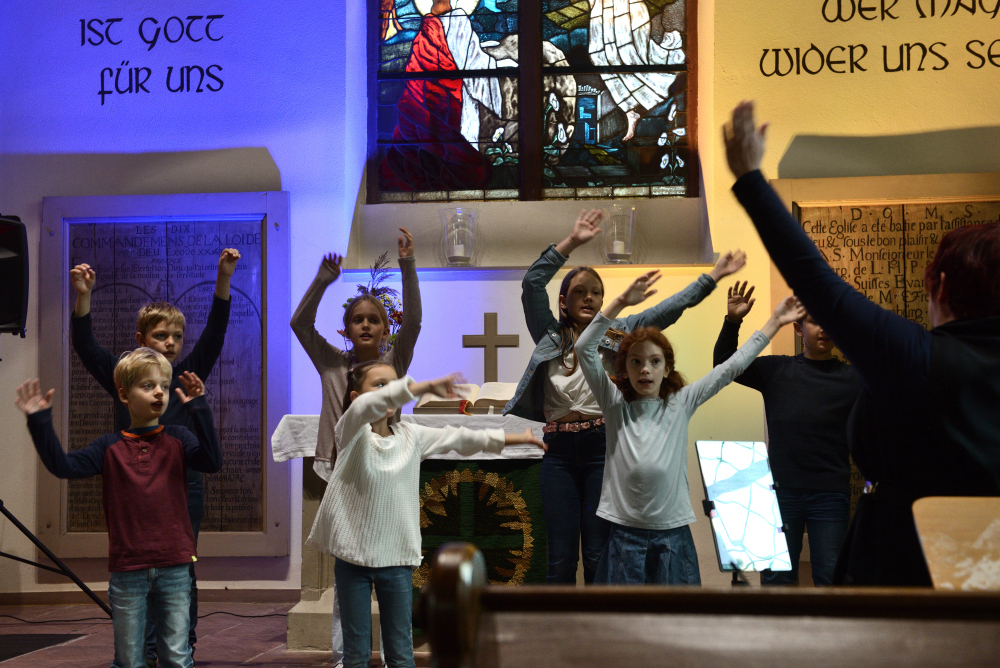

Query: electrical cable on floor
left=0, top=610, right=289, bottom=625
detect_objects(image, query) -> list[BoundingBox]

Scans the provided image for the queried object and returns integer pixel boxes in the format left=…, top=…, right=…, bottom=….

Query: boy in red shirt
left=16, top=349, right=222, bottom=668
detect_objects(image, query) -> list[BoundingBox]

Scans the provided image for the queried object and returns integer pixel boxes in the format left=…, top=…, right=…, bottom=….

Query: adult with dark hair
left=723, top=100, right=1000, bottom=586
left=503, top=209, right=747, bottom=584
left=714, top=282, right=861, bottom=586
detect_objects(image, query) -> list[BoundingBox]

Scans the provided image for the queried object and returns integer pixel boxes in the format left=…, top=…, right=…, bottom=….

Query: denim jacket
left=502, top=244, right=717, bottom=422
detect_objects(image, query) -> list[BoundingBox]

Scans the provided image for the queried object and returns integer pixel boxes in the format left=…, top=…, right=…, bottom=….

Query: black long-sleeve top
left=713, top=317, right=861, bottom=494
left=71, top=296, right=231, bottom=436
left=733, top=170, right=1000, bottom=585
left=27, top=398, right=222, bottom=572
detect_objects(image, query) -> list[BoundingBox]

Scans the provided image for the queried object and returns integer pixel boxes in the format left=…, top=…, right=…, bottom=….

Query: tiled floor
left=0, top=603, right=427, bottom=667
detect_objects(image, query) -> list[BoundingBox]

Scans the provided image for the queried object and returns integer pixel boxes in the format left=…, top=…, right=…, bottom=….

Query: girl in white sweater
left=307, top=360, right=543, bottom=668
left=576, top=271, right=804, bottom=585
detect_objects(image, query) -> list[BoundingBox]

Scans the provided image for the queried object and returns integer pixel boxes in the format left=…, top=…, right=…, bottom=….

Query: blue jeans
left=540, top=426, right=610, bottom=584
left=334, top=559, right=415, bottom=668
left=761, top=488, right=850, bottom=586
left=596, top=523, right=701, bottom=585
left=108, top=564, right=193, bottom=668
left=136, top=472, right=203, bottom=667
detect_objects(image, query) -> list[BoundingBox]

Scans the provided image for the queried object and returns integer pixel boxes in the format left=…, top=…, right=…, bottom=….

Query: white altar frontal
left=272, top=412, right=544, bottom=651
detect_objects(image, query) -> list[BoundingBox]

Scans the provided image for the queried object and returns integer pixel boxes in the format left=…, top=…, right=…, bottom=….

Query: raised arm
left=291, top=255, right=345, bottom=368
left=726, top=102, right=930, bottom=397
left=178, top=293, right=231, bottom=380
left=576, top=312, right=624, bottom=412
left=620, top=251, right=744, bottom=331
left=522, top=210, right=603, bottom=343
left=684, top=296, right=803, bottom=410
left=333, top=376, right=418, bottom=450
left=214, top=248, right=241, bottom=300
left=17, top=382, right=105, bottom=479
left=388, top=229, right=422, bottom=374
left=175, top=372, right=223, bottom=474
left=712, top=281, right=768, bottom=390
left=71, top=263, right=96, bottom=318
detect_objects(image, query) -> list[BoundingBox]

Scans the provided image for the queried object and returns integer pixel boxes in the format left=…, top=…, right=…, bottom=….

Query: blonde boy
left=16, top=348, right=222, bottom=668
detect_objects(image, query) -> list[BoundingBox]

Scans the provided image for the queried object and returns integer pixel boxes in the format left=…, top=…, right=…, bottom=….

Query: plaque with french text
left=67, top=218, right=264, bottom=532
left=798, top=201, right=1000, bottom=329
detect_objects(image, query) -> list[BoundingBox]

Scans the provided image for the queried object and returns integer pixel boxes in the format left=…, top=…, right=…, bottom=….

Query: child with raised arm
left=713, top=282, right=861, bottom=586
left=504, top=209, right=746, bottom=584
left=16, top=350, right=222, bottom=668
left=285, top=229, right=420, bottom=666
left=576, top=272, right=804, bottom=584
left=306, top=361, right=543, bottom=668
left=70, top=248, right=239, bottom=664
left=288, top=229, right=420, bottom=480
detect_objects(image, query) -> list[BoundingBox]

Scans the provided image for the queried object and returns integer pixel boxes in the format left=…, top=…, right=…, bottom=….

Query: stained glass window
left=369, top=0, right=694, bottom=202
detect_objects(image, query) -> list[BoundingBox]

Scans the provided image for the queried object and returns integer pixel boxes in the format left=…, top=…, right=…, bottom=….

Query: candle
left=453, top=244, right=466, bottom=257
left=611, top=240, right=626, bottom=254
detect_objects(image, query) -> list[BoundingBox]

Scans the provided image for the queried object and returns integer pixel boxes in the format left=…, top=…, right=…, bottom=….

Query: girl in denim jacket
left=502, top=210, right=746, bottom=583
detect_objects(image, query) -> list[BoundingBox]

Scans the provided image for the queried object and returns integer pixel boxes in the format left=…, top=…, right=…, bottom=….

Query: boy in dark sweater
left=16, top=349, right=222, bottom=668
left=69, top=248, right=238, bottom=664
left=713, top=282, right=861, bottom=585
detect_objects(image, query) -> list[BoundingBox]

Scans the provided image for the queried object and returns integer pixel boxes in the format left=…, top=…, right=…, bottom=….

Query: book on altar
left=413, top=383, right=517, bottom=415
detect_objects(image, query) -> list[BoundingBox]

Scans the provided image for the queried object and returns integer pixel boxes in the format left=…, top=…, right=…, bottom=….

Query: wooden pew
left=418, top=543, right=1000, bottom=668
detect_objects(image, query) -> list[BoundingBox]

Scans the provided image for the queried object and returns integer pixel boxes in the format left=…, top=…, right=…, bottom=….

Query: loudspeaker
left=0, top=214, right=28, bottom=337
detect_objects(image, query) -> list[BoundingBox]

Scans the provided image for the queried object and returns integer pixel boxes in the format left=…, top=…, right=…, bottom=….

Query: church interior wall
left=2, top=0, right=999, bottom=596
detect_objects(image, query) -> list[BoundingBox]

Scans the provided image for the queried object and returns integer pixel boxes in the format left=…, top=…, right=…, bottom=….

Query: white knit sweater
left=306, top=377, right=505, bottom=568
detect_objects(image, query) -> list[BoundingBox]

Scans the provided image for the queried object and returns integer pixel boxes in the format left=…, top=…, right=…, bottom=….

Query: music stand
left=695, top=441, right=792, bottom=586
left=0, top=498, right=112, bottom=617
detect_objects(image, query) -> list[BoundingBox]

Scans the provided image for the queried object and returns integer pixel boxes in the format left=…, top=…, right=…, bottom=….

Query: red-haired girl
left=576, top=271, right=804, bottom=584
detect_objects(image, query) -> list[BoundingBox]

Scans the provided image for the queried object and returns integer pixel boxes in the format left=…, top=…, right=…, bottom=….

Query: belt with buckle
left=543, top=417, right=605, bottom=433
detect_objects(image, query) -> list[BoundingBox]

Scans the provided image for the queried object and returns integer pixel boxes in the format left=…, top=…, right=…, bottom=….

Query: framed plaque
left=38, top=192, right=291, bottom=557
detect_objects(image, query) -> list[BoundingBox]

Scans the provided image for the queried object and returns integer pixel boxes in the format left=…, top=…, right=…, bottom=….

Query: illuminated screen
left=695, top=441, right=791, bottom=573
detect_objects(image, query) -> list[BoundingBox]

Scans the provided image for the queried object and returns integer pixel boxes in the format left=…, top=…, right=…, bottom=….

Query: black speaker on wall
left=0, top=214, right=28, bottom=337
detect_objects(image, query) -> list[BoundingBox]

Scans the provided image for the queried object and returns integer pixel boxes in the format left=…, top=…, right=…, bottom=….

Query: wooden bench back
left=419, top=543, right=1000, bottom=668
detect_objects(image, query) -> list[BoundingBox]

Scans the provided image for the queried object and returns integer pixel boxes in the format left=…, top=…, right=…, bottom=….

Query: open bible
left=413, top=383, right=517, bottom=415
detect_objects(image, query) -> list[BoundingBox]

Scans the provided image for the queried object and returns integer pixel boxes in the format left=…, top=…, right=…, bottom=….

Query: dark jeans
left=540, top=426, right=609, bottom=584
left=334, top=559, right=415, bottom=668
left=762, top=488, right=850, bottom=586
left=138, top=472, right=203, bottom=667
left=596, top=522, right=701, bottom=585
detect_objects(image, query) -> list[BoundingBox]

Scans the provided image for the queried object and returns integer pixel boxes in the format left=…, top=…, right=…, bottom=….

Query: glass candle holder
left=440, top=207, right=479, bottom=267
left=603, top=204, right=635, bottom=264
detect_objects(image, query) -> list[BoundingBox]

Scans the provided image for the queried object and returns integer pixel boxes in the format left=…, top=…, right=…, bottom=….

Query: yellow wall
left=688, top=0, right=1000, bottom=584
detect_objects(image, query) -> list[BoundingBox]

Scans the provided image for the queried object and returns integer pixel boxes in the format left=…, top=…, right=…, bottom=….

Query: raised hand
left=710, top=249, right=747, bottom=282
left=620, top=270, right=661, bottom=307
left=15, top=379, right=54, bottom=415
left=727, top=281, right=756, bottom=322
left=773, top=295, right=807, bottom=326
left=504, top=427, right=546, bottom=451
left=175, top=371, right=205, bottom=404
left=322, top=252, right=343, bottom=281
left=398, top=228, right=414, bottom=259
left=70, top=264, right=96, bottom=295
left=723, top=100, right=768, bottom=180
left=218, top=249, right=241, bottom=277
left=570, top=209, right=603, bottom=245
left=556, top=209, right=603, bottom=256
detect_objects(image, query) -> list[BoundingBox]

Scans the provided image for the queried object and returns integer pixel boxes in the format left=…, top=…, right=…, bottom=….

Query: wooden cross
left=462, top=312, right=519, bottom=383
